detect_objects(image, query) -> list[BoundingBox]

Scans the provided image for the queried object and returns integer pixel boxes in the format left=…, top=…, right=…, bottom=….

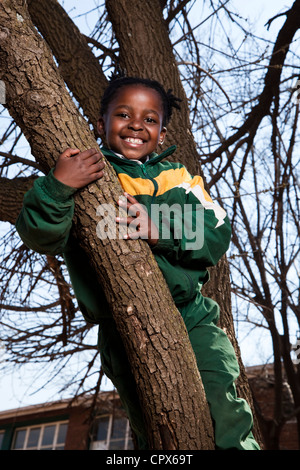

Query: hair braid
left=100, top=70, right=181, bottom=126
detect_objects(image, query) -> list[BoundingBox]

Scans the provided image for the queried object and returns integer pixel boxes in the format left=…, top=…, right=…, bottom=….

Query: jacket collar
left=101, top=145, right=177, bottom=166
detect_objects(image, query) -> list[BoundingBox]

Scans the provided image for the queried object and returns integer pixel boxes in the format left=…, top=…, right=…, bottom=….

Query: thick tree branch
left=27, top=0, right=108, bottom=132
left=0, top=175, right=36, bottom=224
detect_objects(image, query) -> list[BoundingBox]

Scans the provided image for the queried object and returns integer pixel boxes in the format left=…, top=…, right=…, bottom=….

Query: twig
left=177, top=60, right=232, bottom=107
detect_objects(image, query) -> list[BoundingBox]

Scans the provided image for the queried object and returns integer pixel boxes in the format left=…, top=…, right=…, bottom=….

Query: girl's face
left=97, top=84, right=167, bottom=160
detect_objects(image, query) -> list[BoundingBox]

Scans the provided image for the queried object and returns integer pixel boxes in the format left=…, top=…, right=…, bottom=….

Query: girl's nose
left=128, top=118, right=144, bottom=131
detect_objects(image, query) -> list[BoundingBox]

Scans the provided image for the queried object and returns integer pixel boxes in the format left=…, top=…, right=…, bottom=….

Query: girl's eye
left=117, top=113, right=129, bottom=118
left=145, top=117, right=156, bottom=123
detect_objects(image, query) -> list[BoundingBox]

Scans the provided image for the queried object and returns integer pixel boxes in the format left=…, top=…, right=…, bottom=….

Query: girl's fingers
left=118, top=203, right=141, bottom=218
left=61, top=148, right=80, bottom=158
left=123, top=231, right=142, bottom=240
left=90, top=159, right=106, bottom=173
left=116, top=216, right=133, bottom=225
left=117, top=193, right=151, bottom=240
left=123, top=192, right=137, bottom=203
left=80, top=148, right=99, bottom=160
left=118, top=192, right=139, bottom=206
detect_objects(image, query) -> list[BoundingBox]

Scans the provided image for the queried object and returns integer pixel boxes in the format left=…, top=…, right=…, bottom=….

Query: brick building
left=247, top=364, right=298, bottom=450
left=0, top=391, right=133, bottom=450
left=0, top=365, right=298, bottom=450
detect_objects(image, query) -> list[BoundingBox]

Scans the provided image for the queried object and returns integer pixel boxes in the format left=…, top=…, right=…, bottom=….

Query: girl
left=16, top=75, right=260, bottom=450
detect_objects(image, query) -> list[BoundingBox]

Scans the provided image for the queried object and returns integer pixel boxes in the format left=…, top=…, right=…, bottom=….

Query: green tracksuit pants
left=98, top=291, right=260, bottom=450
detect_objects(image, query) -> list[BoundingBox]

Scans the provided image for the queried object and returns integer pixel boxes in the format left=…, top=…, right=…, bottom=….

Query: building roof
left=0, top=390, right=119, bottom=421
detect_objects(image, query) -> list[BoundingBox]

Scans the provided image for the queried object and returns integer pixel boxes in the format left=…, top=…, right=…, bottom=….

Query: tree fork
left=0, top=0, right=214, bottom=449
left=26, top=0, right=108, bottom=133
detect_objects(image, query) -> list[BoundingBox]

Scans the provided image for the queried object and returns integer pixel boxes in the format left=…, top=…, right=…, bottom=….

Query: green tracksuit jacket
left=16, top=146, right=231, bottom=323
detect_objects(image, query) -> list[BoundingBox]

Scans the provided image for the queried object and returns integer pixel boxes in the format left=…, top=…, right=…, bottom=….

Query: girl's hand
left=116, top=193, right=159, bottom=246
left=53, top=148, right=106, bottom=189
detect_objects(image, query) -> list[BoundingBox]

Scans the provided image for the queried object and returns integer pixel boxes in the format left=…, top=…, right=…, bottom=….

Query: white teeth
left=124, top=137, right=143, bottom=144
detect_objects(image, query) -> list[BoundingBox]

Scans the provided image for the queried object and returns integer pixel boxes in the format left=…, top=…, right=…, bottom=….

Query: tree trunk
left=26, top=0, right=107, bottom=133
left=0, top=0, right=214, bottom=449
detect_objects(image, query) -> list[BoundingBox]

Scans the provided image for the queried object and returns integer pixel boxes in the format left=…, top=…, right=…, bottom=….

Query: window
left=90, top=415, right=133, bottom=450
left=11, top=421, right=68, bottom=450
left=0, top=431, right=4, bottom=449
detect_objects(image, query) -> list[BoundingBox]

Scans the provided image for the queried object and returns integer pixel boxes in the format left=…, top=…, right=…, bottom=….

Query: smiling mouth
left=123, top=137, right=144, bottom=145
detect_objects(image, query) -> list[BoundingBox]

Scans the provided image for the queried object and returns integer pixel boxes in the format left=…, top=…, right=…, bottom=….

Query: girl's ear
left=159, top=126, right=167, bottom=145
left=97, top=117, right=106, bottom=137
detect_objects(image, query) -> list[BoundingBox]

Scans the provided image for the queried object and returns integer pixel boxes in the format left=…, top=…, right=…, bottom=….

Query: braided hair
left=100, top=71, right=181, bottom=127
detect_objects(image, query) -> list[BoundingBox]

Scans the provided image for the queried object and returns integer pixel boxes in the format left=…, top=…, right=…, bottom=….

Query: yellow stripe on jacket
left=118, top=167, right=194, bottom=197
left=155, top=167, right=192, bottom=196
left=117, top=173, right=154, bottom=196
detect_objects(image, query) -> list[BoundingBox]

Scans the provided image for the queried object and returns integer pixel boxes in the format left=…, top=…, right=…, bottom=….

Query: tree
left=2, top=0, right=298, bottom=449
left=0, top=0, right=216, bottom=450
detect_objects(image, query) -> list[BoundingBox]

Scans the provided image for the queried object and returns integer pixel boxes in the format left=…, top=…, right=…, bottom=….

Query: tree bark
left=26, top=0, right=108, bottom=132
left=0, top=175, right=36, bottom=224
left=0, top=0, right=214, bottom=449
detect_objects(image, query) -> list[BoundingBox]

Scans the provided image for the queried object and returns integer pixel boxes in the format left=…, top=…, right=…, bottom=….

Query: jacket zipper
left=140, top=163, right=158, bottom=204
left=141, top=164, right=194, bottom=299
